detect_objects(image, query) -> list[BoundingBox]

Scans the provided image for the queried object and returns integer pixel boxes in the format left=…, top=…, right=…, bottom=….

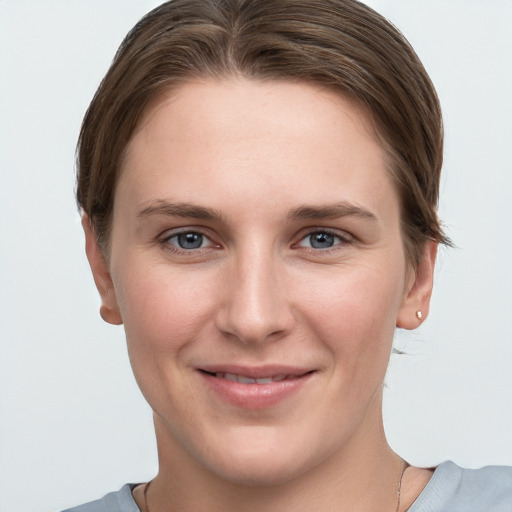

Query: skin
left=84, top=79, right=437, bottom=511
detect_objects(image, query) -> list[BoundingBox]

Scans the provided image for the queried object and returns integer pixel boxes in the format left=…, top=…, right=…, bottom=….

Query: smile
left=198, top=367, right=316, bottom=409
left=209, top=372, right=304, bottom=384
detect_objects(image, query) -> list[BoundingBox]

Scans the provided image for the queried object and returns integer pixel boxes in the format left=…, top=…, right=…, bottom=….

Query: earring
left=415, top=310, right=423, bottom=320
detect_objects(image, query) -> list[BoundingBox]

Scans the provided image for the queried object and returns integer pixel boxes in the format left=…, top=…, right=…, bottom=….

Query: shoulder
left=409, top=461, right=512, bottom=512
left=60, top=484, right=140, bottom=512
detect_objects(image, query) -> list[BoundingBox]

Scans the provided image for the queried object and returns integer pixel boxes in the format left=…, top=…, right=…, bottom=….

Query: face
left=85, top=79, right=435, bottom=486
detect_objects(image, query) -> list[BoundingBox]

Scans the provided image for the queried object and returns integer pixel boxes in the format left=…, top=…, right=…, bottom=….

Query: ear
left=82, top=215, right=123, bottom=325
left=397, top=240, right=438, bottom=329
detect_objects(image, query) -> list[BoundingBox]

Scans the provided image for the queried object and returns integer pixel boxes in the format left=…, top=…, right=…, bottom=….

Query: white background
left=0, top=1, right=511, bottom=511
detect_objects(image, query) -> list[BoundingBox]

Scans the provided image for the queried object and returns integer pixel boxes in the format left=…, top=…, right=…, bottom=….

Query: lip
left=197, top=365, right=316, bottom=409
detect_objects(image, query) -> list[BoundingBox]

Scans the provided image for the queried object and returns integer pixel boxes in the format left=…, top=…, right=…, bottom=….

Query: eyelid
left=159, top=226, right=221, bottom=254
left=294, top=227, right=354, bottom=250
left=157, top=225, right=353, bottom=255
left=160, top=223, right=214, bottom=237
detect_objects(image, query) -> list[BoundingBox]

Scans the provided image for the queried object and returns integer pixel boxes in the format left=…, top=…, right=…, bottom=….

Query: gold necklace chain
left=143, top=459, right=409, bottom=512
left=396, top=459, right=409, bottom=512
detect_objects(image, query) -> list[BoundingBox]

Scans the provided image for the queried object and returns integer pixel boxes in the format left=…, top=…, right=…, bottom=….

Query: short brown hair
left=76, top=0, right=450, bottom=265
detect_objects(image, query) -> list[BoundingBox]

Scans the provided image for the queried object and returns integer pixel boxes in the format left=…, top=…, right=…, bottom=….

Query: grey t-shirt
left=61, top=461, right=512, bottom=512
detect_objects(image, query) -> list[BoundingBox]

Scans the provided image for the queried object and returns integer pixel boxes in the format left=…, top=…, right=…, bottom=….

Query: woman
left=63, top=0, right=511, bottom=510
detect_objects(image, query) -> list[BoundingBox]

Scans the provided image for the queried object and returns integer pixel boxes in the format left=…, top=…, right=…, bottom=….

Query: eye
left=165, top=231, right=213, bottom=250
left=297, top=230, right=349, bottom=250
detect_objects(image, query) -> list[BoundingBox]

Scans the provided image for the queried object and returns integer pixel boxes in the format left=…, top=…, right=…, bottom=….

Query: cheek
left=112, top=265, right=219, bottom=415
left=113, top=262, right=218, bottom=357
left=299, top=264, right=404, bottom=368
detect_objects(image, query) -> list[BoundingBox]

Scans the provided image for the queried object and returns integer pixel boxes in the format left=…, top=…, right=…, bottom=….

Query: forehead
left=118, top=79, right=398, bottom=222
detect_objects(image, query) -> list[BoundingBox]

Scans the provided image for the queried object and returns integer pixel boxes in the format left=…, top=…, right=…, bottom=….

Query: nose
left=214, top=247, right=294, bottom=345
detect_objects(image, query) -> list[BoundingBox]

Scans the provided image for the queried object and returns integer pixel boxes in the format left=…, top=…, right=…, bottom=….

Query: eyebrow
left=288, top=202, right=377, bottom=222
left=137, top=200, right=226, bottom=222
left=137, top=200, right=377, bottom=224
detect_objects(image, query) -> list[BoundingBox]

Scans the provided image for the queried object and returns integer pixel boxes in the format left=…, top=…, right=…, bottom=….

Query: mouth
left=200, top=370, right=313, bottom=384
left=197, top=366, right=316, bottom=409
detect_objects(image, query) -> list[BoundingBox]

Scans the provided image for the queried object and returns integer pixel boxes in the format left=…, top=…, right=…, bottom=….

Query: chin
left=206, top=453, right=309, bottom=487
left=196, top=427, right=328, bottom=487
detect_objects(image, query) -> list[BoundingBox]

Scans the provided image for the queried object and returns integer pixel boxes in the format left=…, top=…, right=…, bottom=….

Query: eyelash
left=294, top=228, right=353, bottom=253
left=159, top=227, right=353, bottom=256
left=160, top=228, right=219, bottom=255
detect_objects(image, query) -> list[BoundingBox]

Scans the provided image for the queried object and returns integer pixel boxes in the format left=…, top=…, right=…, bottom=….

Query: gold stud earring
left=416, top=310, right=423, bottom=320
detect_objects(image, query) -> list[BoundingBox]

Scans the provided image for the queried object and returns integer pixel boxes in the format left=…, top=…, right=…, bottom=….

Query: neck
left=146, top=397, right=404, bottom=512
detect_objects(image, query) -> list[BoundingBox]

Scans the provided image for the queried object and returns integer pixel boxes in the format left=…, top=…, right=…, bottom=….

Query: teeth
left=238, top=376, right=257, bottom=383
left=215, top=372, right=289, bottom=384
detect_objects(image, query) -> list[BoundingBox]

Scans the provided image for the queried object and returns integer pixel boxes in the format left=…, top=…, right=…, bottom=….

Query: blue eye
left=298, top=231, right=347, bottom=249
left=309, top=232, right=336, bottom=249
left=168, top=232, right=209, bottom=250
